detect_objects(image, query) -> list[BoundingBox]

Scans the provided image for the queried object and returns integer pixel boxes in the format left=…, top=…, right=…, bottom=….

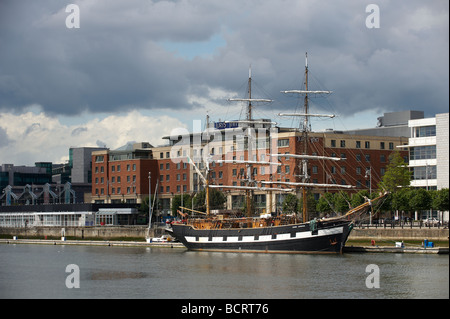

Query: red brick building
left=91, top=129, right=408, bottom=216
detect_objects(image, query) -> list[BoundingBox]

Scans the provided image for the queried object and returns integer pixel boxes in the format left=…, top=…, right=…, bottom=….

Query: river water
left=0, top=244, right=448, bottom=299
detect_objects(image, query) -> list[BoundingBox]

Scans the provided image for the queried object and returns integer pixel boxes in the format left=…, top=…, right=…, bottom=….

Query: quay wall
left=0, top=226, right=165, bottom=240
left=1, top=226, right=448, bottom=241
left=349, top=227, right=449, bottom=241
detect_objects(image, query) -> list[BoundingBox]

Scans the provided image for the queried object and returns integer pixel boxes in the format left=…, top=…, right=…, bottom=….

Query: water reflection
left=0, top=244, right=448, bottom=299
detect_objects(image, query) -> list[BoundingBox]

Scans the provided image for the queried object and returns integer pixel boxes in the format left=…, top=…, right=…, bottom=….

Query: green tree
left=171, top=194, right=192, bottom=216
left=431, top=188, right=449, bottom=212
left=282, top=193, right=299, bottom=214
left=334, top=192, right=351, bottom=214
left=316, top=193, right=334, bottom=215
left=350, top=190, right=371, bottom=208
left=409, top=188, right=432, bottom=212
left=192, top=188, right=226, bottom=211
left=391, top=188, right=411, bottom=213
left=378, top=150, right=411, bottom=193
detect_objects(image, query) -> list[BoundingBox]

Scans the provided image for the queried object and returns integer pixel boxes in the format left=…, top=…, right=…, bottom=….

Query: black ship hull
left=170, top=219, right=353, bottom=254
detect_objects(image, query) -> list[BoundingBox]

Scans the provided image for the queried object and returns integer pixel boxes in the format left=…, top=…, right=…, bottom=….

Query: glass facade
left=410, top=145, right=436, bottom=161
left=415, top=125, right=436, bottom=137
left=412, top=166, right=437, bottom=180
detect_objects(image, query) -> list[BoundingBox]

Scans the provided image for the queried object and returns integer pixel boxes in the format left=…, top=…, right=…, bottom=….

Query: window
left=415, top=126, right=436, bottom=137
left=331, top=140, right=336, bottom=147
left=410, top=146, right=436, bottom=160
left=389, top=142, right=394, bottom=150
left=341, top=166, right=346, bottom=174
left=111, top=166, right=115, bottom=172
left=412, top=166, right=437, bottom=180
left=380, top=142, right=385, bottom=150
left=356, top=154, right=361, bottom=162
left=95, top=155, right=104, bottom=163
left=285, top=165, right=290, bottom=174
left=277, top=139, right=289, bottom=147
left=340, top=153, right=346, bottom=160
left=232, top=169, right=237, bottom=176
left=312, top=166, right=318, bottom=174
left=356, top=141, right=361, bottom=149
left=133, top=164, right=136, bottom=171
left=117, top=165, right=121, bottom=172
left=127, top=164, right=130, bottom=171
left=166, top=152, right=170, bottom=158
left=365, top=154, right=371, bottom=162
left=356, top=167, right=361, bottom=175
left=365, top=141, right=370, bottom=149
left=166, top=163, right=170, bottom=170
left=166, top=175, right=170, bottom=181
left=160, top=152, right=163, bottom=159
left=380, top=154, right=386, bottom=163
left=160, top=163, right=164, bottom=170
left=340, top=140, right=346, bottom=147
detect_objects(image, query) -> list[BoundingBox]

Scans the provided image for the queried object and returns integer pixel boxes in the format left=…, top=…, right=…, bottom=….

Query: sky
left=0, top=0, right=448, bottom=166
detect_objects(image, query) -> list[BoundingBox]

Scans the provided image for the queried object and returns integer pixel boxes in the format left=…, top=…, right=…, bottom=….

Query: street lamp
left=147, top=172, right=152, bottom=242
left=365, top=167, right=372, bottom=225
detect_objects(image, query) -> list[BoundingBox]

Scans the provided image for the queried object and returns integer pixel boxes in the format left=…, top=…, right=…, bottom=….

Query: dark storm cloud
left=0, top=0, right=448, bottom=118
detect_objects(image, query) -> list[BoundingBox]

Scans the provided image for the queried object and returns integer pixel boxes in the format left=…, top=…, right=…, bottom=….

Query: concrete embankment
left=0, top=225, right=163, bottom=240
left=349, top=227, right=449, bottom=241
left=0, top=237, right=185, bottom=248
left=344, top=246, right=448, bottom=254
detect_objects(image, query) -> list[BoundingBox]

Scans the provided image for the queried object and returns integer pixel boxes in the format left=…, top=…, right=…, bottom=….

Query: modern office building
left=0, top=164, right=52, bottom=189
left=399, top=112, right=449, bottom=222
left=403, top=112, right=449, bottom=190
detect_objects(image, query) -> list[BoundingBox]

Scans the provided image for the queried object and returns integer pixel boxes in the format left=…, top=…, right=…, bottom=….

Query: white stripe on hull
left=185, top=227, right=343, bottom=244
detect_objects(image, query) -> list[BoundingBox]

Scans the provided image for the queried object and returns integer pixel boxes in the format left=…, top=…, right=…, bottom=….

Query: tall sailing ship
left=169, top=53, right=385, bottom=253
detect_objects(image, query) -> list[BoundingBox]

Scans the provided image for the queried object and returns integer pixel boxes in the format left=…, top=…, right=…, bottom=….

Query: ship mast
left=279, top=52, right=335, bottom=222
left=227, top=66, right=273, bottom=217
left=301, top=53, right=309, bottom=222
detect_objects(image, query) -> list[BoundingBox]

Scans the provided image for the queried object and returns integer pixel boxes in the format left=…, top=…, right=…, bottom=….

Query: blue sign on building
left=214, top=122, right=239, bottom=130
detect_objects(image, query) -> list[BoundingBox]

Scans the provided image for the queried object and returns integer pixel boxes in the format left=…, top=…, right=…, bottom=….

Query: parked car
left=423, top=218, right=440, bottom=227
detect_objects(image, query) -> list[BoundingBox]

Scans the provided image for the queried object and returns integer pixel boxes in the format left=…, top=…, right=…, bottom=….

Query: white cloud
left=0, top=110, right=186, bottom=166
